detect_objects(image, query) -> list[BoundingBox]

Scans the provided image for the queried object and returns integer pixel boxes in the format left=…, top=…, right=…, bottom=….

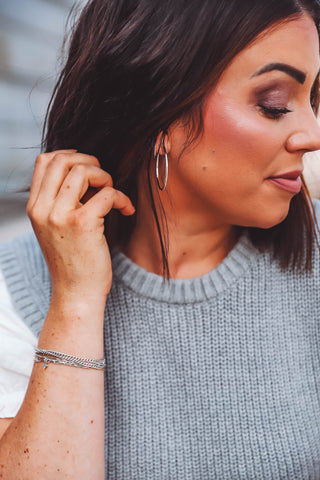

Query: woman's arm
left=0, top=419, right=12, bottom=439
left=0, top=301, right=106, bottom=479
left=0, top=151, right=135, bottom=479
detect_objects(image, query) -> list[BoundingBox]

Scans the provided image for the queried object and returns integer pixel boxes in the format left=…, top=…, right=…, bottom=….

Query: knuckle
left=104, top=171, right=113, bottom=186
left=115, top=189, right=126, bottom=200
left=92, top=167, right=113, bottom=186
left=26, top=207, right=34, bottom=222
left=116, top=188, right=125, bottom=196
left=26, top=202, right=33, bottom=217
left=101, top=186, right=114, bottom=198
left=27, top=204, right=45, bottom=224
left=35, top=153, right=49, bottom=167
left=71, top=163, right=87, bottom=177
left=87, top=155, right=100, bottom=167
left=53, top=152, right=69, bottom=165
left=101, top=184, right=112, bottom=192
left=47, top=209, right=63, bottom=228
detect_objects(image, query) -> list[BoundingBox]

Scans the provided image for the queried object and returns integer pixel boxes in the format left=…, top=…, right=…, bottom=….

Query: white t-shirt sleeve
left=0, top=268, right=37, bottom=418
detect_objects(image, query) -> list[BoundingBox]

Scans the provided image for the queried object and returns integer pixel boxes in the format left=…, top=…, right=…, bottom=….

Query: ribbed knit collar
left=111, top=233, right=259, bottom=304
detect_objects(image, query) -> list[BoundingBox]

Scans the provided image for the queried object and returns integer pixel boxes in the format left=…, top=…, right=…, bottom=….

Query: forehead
left=217, top=14, right=320, bottom=86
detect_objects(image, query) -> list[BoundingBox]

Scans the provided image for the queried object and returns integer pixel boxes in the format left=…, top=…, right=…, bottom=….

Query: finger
left=53, top=164, right=114, bottom=211
left=28, top=150, right=77, bottom=209
left=80, top=186, right=135, bottom=219
left=37, top=153, right=103, bottom=204
left=80, top=186, right=101, bottom=204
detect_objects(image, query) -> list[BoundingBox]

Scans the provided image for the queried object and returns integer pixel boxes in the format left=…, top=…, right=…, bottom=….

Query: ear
left=154, top=131, right=171, bottom=156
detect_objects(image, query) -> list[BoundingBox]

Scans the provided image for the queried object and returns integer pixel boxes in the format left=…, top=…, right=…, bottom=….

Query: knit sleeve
left=0, top=266, right=37, bottom=418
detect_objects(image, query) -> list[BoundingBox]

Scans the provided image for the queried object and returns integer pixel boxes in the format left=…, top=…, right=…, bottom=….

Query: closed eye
left=258, top=105, right=292, bottom=120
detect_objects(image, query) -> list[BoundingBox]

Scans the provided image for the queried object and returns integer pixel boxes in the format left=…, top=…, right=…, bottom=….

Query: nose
left=286, top=109, right=320, bottom=153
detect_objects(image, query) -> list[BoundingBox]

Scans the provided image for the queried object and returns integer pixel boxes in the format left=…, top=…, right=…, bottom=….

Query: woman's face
left=168, top=13, right=320, bottom=230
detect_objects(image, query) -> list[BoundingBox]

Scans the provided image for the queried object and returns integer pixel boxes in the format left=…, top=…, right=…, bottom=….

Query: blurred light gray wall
left=0, top=0, right=77, bottom=240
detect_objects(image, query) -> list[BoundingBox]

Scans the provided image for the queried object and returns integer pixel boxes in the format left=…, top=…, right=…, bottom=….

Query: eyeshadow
left=254, top=82, right=290, bottom=107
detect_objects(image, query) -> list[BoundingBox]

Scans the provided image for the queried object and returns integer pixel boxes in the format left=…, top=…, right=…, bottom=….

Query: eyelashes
left=258, top=104, right=292, bottom=120
left=256, top=86, right=318, bottom=120
left=310, top=82, right=318, bottom=111
left=254, top=83, right=291, bottom=120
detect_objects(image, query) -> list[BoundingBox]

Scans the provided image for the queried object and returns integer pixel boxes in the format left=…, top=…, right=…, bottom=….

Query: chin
left=241, top=202, right=291, bottom=230
left=252, top=207, right=290, bottom=229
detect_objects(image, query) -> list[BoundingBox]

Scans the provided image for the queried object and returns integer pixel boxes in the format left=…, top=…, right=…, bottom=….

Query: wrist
left=51, top=280, right=111, bottom=306
left=49, top=293, right=107, bottom=317
left=39, top=305, right=105, bottom=358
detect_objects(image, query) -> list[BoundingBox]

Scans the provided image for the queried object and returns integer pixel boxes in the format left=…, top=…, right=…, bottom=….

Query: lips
left=267, top=170, right=303, bottom=194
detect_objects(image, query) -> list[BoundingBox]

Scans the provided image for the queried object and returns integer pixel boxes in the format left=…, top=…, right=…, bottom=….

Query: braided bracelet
left=34, top=348, right=106, bottom=370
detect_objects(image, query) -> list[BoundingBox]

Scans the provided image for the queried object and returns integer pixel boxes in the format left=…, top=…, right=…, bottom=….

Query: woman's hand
left=1, top=152, right=119, bottom=478
left=26, top=150, right=135, bottom=306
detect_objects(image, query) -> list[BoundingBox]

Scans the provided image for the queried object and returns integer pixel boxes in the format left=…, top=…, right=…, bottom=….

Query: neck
left=123, top=186, right=239, bottom=279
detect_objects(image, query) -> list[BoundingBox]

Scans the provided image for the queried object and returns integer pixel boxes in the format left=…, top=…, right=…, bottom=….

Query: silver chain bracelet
left=34, top=348, right=106, bottom=370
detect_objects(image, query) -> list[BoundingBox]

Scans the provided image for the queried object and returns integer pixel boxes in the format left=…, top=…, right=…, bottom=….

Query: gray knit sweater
left=1, top=215, right=320, bottom=479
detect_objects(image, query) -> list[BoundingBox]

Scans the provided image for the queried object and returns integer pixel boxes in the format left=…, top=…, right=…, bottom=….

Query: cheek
left=203, top=97, right=281, bottom=171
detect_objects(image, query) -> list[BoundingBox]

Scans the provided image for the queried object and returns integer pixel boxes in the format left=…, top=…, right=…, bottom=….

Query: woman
left=0, top=0, right=320, bottom=477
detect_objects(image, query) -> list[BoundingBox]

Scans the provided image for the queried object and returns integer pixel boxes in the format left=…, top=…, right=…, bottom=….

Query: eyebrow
left=251, top=62, right=306, bottom=84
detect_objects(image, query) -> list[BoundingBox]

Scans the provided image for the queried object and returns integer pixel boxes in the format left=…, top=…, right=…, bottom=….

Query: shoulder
left=0, top=231, right=49, bottom=296
left=0, top=231, right=44, bottom=274
left=0, top=233, right=50, bottom=337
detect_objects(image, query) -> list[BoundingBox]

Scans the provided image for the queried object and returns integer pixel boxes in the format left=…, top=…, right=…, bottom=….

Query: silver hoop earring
left=155, top=150, right=168, bottom=191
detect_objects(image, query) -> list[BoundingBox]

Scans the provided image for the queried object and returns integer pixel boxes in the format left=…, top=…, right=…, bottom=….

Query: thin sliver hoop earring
left=155, top=148, right=168, bottom=191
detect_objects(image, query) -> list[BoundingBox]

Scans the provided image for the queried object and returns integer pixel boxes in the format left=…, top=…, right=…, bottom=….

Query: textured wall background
left=0, top=0, right=76, bottom=240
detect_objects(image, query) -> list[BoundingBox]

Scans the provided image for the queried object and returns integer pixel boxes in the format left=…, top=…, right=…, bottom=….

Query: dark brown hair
left=43, top=0, right=320, bottom=276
